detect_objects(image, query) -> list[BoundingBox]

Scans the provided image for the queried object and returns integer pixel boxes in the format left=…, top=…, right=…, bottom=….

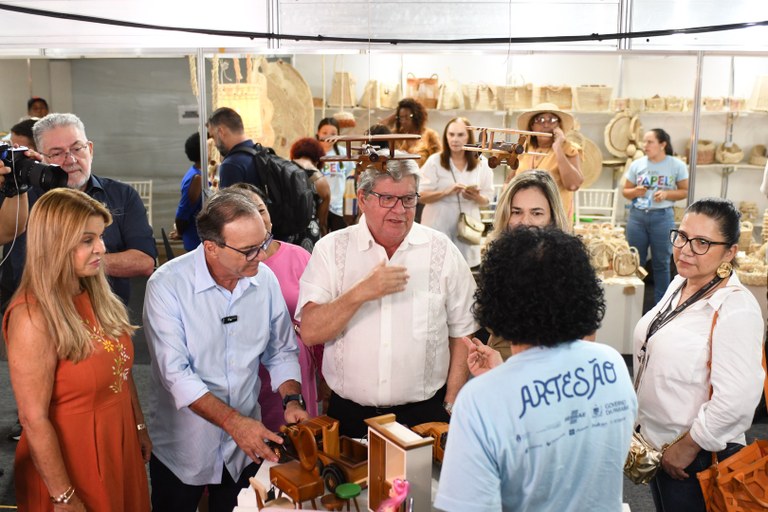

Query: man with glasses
left=143, top=188, right=307, bottom=512
left=297, top=156, right=478, bottom=437
left=3, top=113, right=156, bottom=305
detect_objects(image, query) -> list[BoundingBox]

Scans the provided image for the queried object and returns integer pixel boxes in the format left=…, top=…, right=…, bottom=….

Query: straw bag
left=497, top=82, right=533, bottom=111
left=665, top=96, right=686, bottom=112
left=715, top=143, right=744, bottom=164
left=329, top=71, right=356, bottom=108
left=574, top=85, right=613, bottom=112
left=406, top=73, right=439, bottom=109
left=645, top=96, right=666, bottom=112
left=687, top=140, right=716, bottom=165
left=703, top=97, right=725, bottom=112
left=739, top=222, right=754, bottom=248
left=359, top=80, right=381, bottom=109
left=535, top=85, right=573, bottom=110
left=437, top=80, right=462, bottom=110
left=613, top=247, right=641, bottom=277
left=749, top=145, right=768, bottom=167
left=380, top=83, right=402, bottom=109
left=473, top=84, right=497, bottom=111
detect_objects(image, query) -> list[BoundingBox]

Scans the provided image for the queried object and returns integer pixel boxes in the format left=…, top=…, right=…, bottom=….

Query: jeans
left=650, top=442, right=743, bottom=512
left=626, top=207, right=675, bottom=304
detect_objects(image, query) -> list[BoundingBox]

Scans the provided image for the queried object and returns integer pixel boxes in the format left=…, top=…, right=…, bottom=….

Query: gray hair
left=358, top=152, right=420, bottom=194
left=33, top=113, right=88, bottom=151
left=196, top=188, right=260, bottom=244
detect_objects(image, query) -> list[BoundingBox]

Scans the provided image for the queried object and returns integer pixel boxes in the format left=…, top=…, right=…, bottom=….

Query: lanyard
left=634, top=273, right=724, bottom=390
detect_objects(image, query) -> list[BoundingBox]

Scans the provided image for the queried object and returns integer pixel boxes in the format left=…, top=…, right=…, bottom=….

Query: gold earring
left=716, top=261, right=733, bottom=279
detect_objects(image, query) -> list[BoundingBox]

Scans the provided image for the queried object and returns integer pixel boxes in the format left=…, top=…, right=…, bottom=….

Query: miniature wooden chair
left=248, top=477, right=294, bottom=509
left=270, top=424, right=325, bottom=509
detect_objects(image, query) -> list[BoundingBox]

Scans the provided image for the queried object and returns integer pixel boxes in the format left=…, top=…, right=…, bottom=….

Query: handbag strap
left=447, top=165, right=465, bottom=214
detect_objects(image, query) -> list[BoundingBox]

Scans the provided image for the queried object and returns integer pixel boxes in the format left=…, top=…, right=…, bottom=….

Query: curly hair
left=290, top=137, right=326, bottom=168
left=395, top=98, right=428, bottom=134
left=473, top=227, right=605, bottom=347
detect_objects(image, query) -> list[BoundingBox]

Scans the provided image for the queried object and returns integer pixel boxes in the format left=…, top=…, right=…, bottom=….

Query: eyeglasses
left=396, top=114, right=414, bottom=120
left=367, top=191, right=420, bottom=209
left=533, top=115, right=560, bottom=125
left=42, top=143, right=90, bottom=163
left=670, top=229, right=730, bottom=255
left=220, top=232, right=274, bottom=261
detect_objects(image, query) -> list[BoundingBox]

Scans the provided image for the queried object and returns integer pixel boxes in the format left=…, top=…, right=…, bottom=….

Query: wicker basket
left=665, top=96, right=685, bottom=112
left=686, top=139, right=716, bottom=165
left=749, top=145, right=768, bottom=166
left=645, top=96, right=666, bottom=112
left=739, top=221, right=755, bottom=249
left=497, top=83, right=533, bottom=111
left=715, top=142, right=744, bottom=164
left=574, top=85, right=613, bottom=112
left=535, top=85, right=573, bottom=110
left=703, top=97, right=725, bottom=112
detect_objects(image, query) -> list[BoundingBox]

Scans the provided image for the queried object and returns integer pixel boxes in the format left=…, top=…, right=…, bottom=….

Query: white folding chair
left=123, top=180, right=153, bottom=227
left=574, top=188, right=619, bottom=226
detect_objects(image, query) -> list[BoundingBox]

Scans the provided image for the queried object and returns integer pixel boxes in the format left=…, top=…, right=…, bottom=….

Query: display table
left=594, top=275, right=645, bottom=355
left=235, top=459, right=632, bottom=511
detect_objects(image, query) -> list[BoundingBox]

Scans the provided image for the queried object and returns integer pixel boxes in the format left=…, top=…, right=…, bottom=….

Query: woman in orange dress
left=513, top=103, right=583, bottom=220
left=4, top=188, right=151, bottom=511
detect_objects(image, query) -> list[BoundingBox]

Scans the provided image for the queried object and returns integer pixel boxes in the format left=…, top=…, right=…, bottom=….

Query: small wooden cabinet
left=365, top=414, right=433, bottom=512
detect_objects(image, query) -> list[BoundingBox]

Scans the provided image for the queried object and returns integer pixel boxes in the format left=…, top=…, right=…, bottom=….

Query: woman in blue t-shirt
left=622, top=128, right=689, bottom=304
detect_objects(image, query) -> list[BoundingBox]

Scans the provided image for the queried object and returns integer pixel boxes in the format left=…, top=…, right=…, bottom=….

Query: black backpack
left=228, top=144, right=315, bottom=239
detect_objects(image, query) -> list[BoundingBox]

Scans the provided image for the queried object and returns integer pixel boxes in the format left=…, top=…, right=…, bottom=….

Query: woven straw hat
left=567, top=131, right=602, bottom=188
left=604, top=111, right=642, bottom=158
left=517, top=102, right=574, bottom=132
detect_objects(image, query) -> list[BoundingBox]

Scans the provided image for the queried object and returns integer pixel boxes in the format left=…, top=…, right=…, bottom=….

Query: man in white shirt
left=296, top=157, right=478, bottom=437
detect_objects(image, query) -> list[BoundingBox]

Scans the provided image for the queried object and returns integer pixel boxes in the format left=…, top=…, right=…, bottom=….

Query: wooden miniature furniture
left=249, top=477, right=295, bottom=509
left=334, top=482, right=361, bottom=512
left=320, top=493, right=345, bottom=511
left=270, top=424, right=325, bottom=509
left=410, top=422, right=450, bottom=464
left=365, top=414, right=433, bottom=512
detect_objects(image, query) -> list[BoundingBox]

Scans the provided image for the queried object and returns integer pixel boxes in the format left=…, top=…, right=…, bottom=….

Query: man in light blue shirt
left=144, top=189, right=308, bottom=512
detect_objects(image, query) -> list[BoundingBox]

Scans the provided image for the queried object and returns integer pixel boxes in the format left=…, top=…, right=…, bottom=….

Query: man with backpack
left=208, top=107, right=314, bottom=242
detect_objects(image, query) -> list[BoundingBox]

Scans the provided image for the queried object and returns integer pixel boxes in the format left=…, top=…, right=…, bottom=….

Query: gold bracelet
left=136, top=423, right=147, bottom=431
left=50, top=485, right=75, bottom=504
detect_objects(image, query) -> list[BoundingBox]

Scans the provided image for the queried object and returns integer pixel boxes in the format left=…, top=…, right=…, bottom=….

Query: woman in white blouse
left=633, top=197, right=764, bottom=512
left=418, top=117, right=494, bottom=268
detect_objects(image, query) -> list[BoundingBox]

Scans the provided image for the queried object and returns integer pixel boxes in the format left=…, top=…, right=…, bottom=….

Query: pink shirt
left=259, top=242, right=322, bottom=431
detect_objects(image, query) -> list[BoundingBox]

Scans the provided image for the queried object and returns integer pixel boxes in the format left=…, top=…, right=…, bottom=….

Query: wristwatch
left=282, top=393, right=306, bottom=410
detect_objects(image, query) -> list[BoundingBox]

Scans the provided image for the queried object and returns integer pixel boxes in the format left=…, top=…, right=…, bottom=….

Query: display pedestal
left=595, top=275, right=645, bottom=355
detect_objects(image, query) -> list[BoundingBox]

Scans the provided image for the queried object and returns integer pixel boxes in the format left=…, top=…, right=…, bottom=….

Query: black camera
left=0, top=144, right=68, bottom=197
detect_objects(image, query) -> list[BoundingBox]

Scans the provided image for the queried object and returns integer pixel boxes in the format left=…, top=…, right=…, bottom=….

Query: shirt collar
left=355, top=214, right=430, bottom=252
left=84, top=174, right=103, bottom=194
left=705, top=271, right=746, bottom=311
left=192, top=244, right=260, bottom=294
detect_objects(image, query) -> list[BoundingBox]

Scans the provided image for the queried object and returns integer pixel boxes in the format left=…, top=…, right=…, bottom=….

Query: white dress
left=419, top=153, right=494, bottom=267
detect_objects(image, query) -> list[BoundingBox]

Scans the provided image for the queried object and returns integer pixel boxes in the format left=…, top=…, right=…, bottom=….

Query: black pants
left=328, top=386, right=450, bottom=438
left=150, top=454, right=260, bottom=512
left=328, top=212, right=347, bottom=232
left=650, top=442, right=743, bottom=512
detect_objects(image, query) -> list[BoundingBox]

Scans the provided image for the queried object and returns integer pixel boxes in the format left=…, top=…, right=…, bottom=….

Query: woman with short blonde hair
left=5, top=188, right=150, bottom=511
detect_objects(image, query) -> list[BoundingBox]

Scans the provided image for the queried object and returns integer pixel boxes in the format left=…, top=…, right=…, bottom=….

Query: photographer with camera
left=2, top=113, right=156, bottom=306
left=0, top=158, right=28, bottom=245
